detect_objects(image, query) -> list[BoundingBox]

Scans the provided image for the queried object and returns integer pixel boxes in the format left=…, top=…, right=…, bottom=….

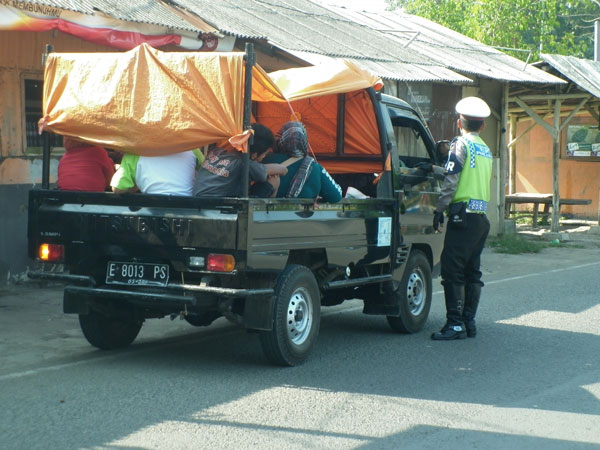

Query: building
left=0, top=0, right=564, bottom=283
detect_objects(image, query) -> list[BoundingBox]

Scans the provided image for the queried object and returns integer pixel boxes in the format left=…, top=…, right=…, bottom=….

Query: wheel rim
left=406, top=268, right=426, bottom=316
left=286, top=287, right=312, bottom=345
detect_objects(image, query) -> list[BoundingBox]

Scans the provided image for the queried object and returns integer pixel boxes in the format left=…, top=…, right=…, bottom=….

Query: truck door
left=386, top=107, right=443, bottom=243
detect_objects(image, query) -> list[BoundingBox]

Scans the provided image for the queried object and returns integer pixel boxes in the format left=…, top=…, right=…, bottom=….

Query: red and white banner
left=0, top=2, right=235, bottom=51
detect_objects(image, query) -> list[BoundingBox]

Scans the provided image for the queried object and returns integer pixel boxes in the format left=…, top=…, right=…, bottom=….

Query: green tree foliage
left=386, top=0, right=600, bottom=61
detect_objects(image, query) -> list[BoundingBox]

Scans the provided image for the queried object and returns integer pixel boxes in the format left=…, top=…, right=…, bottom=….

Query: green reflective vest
left=452, top=134, right=492, bottom=213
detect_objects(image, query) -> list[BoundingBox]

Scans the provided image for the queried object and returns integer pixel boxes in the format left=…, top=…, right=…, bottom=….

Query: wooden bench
left=505, top=193, right=592, bottom=227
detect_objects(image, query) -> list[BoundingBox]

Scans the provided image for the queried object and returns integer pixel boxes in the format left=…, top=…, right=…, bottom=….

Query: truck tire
left=386, top=250, right=432, bottom=334
left=259, top=265, right=321, bottom=366
left=79, top=309, right=143, bottom=350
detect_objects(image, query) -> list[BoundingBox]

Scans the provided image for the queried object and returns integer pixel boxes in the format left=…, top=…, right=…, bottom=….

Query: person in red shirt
left=57, top=137, right=115, bottom=191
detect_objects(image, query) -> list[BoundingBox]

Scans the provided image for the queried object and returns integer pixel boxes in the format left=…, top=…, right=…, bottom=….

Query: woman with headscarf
left=260, top=122, right=342, bottom=202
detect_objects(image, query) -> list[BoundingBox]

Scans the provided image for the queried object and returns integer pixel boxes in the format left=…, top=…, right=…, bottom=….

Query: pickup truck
left=28, top=44, right=445, bottom=366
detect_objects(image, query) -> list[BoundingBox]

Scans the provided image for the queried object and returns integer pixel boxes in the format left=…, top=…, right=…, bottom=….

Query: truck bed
left=29, top=189, right=396, bottom=287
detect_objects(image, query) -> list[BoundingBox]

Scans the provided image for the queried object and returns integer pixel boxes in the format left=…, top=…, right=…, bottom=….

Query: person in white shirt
left=111, top=149, right=203, bottom=196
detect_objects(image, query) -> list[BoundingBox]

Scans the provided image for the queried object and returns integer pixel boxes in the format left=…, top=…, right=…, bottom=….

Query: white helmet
left=456, top=96, right=490, bottom=119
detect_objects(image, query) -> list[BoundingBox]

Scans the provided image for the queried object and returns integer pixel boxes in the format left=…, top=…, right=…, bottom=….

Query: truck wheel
left=386, top=250, right=432, bottom=334
left=259, top=265, right=321, bottom=366
left=79, top=308, right=143, bottom=350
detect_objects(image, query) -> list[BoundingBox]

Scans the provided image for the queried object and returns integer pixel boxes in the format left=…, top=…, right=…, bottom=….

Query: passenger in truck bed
left=57, top=137, right=115, bottom=192
left=194, top=123, right=288, bottom=198
left=258, top=121, right=342, bottom=203
left=110, top=149, right=203, bottom=196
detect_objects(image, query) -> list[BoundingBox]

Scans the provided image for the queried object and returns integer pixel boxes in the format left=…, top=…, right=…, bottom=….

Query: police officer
left=431, top=96, right=492, bottom=340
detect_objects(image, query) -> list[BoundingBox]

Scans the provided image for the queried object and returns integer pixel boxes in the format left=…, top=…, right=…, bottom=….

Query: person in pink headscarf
left=57, top=137, right=115, bottom=191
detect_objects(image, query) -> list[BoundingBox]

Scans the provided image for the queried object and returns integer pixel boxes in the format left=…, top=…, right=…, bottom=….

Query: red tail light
left=39, top=243, right=64, bottom=262
left=206, top=254, right=235, bottom=272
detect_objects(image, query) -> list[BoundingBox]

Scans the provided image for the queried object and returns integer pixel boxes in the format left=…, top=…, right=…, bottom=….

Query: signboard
left=0, top=2, right=235, bottom=51
left=566, top=125, right=600, bottom=158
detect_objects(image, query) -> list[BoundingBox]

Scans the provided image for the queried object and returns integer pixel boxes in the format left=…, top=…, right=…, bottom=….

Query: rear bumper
left=28, top=271, right=274, bottom=314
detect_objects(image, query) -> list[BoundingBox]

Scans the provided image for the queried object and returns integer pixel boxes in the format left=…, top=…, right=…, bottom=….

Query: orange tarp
left=268, top=59, right=383, bottom=101
left=41, top=43, right=285, bottom=155
left=41, top=45, right=384, bottom=172
left=256, top=62, right=383, bottom=174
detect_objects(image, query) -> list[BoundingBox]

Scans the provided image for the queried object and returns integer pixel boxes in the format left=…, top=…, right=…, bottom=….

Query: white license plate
left=106, top=262, right=169, bottom=286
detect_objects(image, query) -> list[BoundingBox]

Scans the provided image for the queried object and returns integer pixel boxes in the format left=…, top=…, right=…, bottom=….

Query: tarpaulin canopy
left=256, top=60, right=384, bottom=174
left=268, top=59, right=383, bottom=101
left=40, top=43, right=285, bottom=155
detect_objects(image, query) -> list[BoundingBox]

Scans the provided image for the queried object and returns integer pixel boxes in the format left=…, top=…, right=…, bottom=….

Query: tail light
left=206, top=253, right=235, bottom=272
left=39, top=243, right=64, bottom=262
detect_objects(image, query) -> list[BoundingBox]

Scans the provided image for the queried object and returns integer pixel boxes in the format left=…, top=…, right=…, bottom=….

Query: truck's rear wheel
left=79, top=308, right=143, bottom=350
left=386, top=250, right=432, bottom=333
left=259, top=265, right=321, bottom=366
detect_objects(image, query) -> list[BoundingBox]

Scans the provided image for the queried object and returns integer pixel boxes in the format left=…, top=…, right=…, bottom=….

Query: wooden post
left=551, top=96, right=561, bottom=233
left=509, top=114, right=517, bottom=195
left=499, top=83, right=509, bottom=225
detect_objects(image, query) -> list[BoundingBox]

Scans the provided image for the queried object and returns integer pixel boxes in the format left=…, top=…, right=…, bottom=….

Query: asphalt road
left=1, top=246, right=599, bottom=450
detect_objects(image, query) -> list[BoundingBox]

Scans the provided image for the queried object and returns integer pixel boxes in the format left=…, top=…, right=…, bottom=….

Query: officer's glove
left=433, top=211, right=444, bottom=232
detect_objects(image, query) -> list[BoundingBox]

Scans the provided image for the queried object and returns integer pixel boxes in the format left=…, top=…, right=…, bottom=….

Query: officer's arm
left=434, top=139, right=467, bottom=213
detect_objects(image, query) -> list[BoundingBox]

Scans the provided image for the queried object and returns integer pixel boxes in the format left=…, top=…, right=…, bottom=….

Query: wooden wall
left=514, top=118, right=600, bottom=218
left=0, top=30, right=115, bottom=162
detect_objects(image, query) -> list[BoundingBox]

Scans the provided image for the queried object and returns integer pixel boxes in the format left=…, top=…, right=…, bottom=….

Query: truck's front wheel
left=79, top=308, right=143, bottom=350
left=259, top=265, right=321, bottom=366
left=386, top=250, right=432, bottom=333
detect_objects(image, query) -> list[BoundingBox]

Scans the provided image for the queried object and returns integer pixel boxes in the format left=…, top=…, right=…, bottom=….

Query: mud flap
left=63, top=287, right=91, bottom=314
left=244, top=295, right=274, bottom=331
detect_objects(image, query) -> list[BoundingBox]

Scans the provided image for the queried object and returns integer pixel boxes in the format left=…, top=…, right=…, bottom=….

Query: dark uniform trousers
left=440, top=212, right=490, bottom=326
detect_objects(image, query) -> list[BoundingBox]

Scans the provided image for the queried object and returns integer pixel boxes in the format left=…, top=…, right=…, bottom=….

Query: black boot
left=463, top=283, right=482, bottom=338
left=431, top=283, right=466, bottom=341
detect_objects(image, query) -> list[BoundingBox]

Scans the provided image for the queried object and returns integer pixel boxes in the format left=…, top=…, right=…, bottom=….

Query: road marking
left=0, top=328, right=241, bottom=382
left=2, top=260, right=600, bottom=382
left=433, top=260, right=600, bottom=295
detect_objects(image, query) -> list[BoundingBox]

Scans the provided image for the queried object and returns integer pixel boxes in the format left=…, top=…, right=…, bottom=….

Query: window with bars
left=24, top=78, right=63, bottom=149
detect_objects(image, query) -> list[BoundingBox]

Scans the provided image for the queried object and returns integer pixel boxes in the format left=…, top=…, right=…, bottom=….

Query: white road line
left=433, top=260, right=600, bottom=294
left=0, top=328, right=240, bottom=382
left=2, top=260, right=600, bottom=382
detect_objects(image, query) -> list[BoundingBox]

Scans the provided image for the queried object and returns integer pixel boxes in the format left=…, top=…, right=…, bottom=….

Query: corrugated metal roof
left=173, top=0, right=427, bottom=61
left=171, top=0, right=472, bottom=83
left=286, top=49, right=472, bottom=83
left=19, top=0, right=203, bottom=33
left=325, top=6, right=565, bottom=85
left=171, top=0, right=563, bottom=84
left=23, top=0, right=565, bottom=85
left=541, top=54, right=600, bottom=98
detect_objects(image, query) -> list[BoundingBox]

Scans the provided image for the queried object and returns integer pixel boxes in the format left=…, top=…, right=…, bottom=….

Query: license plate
left=106, top=262, right=169, bottom=286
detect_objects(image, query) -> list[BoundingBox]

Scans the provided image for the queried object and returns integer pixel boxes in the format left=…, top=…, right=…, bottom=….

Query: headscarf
left=275, top=122, right=315, bottom=198
left=275, top=121, right=309, bottom=157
